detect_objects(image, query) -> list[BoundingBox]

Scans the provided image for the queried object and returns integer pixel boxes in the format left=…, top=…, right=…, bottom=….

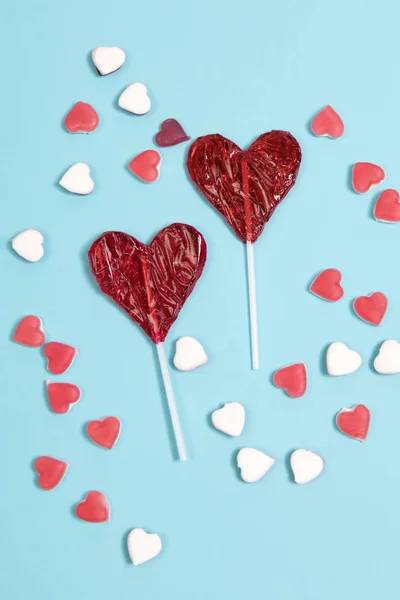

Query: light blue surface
left=1, top=1, right=399, bottom=598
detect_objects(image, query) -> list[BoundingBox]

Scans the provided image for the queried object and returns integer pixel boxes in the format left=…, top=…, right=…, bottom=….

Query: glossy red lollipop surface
left=187, top=131, right=301, bottom=243
left=88, top=224, right=207, bottom=343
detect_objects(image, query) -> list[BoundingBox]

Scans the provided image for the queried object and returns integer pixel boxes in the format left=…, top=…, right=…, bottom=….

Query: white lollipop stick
left=246, top=241, right=259, bottom=370
left=156, top=342, right=187, bottom=461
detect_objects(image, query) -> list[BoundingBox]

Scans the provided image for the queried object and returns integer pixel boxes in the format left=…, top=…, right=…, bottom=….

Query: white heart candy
left=237, top=448, right=275, bottom=483
left=212, top=402, right=245, bottom=437
left=173, top=336, right=208, bottom=372
left=59, top=163, right=94, bottom=195
left=127, top=528, right=162, bottom=566
left=326, top=341, right=362, bottom=376
left=290, top=449, right=324, bottom=484
left=92, top=46, right=125, bottom=76
left=12, top=229, right=44, bottom=262
left=118, top=83, right=151, bottom=115
left=374, top=340, right=400, bottom=374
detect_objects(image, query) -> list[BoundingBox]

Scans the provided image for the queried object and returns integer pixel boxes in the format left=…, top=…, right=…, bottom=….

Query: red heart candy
left=64, top=102, right=99, bottom=133
left=353, top=292, right=387, bottom=326
left=128, top=150, right=161, bottom=183
left=87, top=417, right=121, bottom=449
left=75, top=491, right=110, bottom=523
left=352, top=162, right=385, bottom=194
left=46, top=381, right=81, bottom=414
left=187, top=131, right=301, bottom=243
left=336, top=404, right=370, bottom=441
left=374, top=189, right=400, bottom=223
left=13, top=315, right=46, bottom=347
left=310, top=268, right=344, bottom=302
left=88, top=224, right=207, bottom=343
left=155, top=118, right=190, bottom=147
left=34, top=456, right=68, bottom=490
left=310, top=105, right=344, bottom=139
left=44, top=342, right=77, bottom=375
left=273, top=363, right=307, bottom=398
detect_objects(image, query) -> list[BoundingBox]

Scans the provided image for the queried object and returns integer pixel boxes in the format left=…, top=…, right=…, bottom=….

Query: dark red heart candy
left=187, top=130, right=302, bottom=243
left=88, top=224, right=207, bottom=343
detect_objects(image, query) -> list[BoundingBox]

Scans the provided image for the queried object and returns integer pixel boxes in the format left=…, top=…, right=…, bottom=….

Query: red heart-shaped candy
left=273, top=363, right=307, bottom=398
left=352, top=162, right=385, bottom=194
left=311, top=105, right=344, bottom=138
left=310, top=268, right=344, bottom=302
left=13, top=315, right=46, bottom=347
left=75, top=491, right=110, bottom=523
left=34, top=456, right=68, bottom=490
left=336, top=404, right=370, bottom=441
left=128, top=150, right=161, bottom=183
left=353, top=292, right=387, bottom=326
left=44, top=342, right=77, bottom=375
left=155, top=118, right=190, bottom=147
left=374, top=189, right=400, bottom=223
left=187, top=131, right=301, bottom=243
left=46, top=381, right=81, bottom=414
left=88, top=224, right=207, bottom=343
left=87, top=417, right=121, bottom=449
left=64, top=102, right=99, bottom=133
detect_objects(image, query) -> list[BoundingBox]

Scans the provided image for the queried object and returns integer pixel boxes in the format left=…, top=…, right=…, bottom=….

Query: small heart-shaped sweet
left=336, top=404, right=370, bottom=442
left=12, top=229, right=44, bottom=262
left=155, top=119, right=190, bottom=147
left=34, top=456, right=68, bottom=490
left=59, top=163, right=94, bottom=195
left=127, top=528, right=162, bottom=566
left=310, top=105, right=344, bottom=138
left=211, top=402, right=245, bottom=437
left=310, top=268, right=344, bottom=302
left=128, top=150, right=161, bottom=183
left=75, top=491, right=110, bottom=523
left=352, top=162, right=385, bottom=194
left=326, top=342, right=361, bottom=376
left=187, top=131, right=301, bottom=243
left=173, top=336, right=208, bottom=371
left=236, top=448, right=275, bottom=483
left=353, top=292, right=387, bottom=326
left=13, top=315, right=45, bottom=347
left=64, top=102, right=99, bottom=133
left=44, top=342, right=78, bottom=375
left=374, top=340, right=400, bottom=374
left=273, top=363, right=307, bottom=398
left=374, top=189, right=400, bottom=223
left=87, top=417, right=121, bottom=449
left=290, top=449, right=323, bottom=484
left=46, top=381, right=81, bottom=414
left=92, top=46, right=125, bottom=75
left=88, top=225, right=206, bottom=343
left=118, top=83, right=151, bottom=115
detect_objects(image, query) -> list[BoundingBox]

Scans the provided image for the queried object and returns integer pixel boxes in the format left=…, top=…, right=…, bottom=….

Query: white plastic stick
left=156, top=342, right=187, bottom=462
left=246, top=241, right=259, bottom=370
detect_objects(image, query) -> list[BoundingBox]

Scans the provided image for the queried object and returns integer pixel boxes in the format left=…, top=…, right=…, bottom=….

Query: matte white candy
left=237, top=448, right=275, bottom=483
left=212, top=402, right=245, bottom=437
left=12, top=229, right=44, bottom=262
left=326, top=342, right=362, bottom=376
left=374, top=340, right=400, bottom=374
left=173, top=336, right=208, bottom=371
left=118, top=83, right=151, bottom=115
left=59, top=163, right=94, bottom=195
left=92, top=46, right=125, bottom=75
left=127, top=528, right=162, bottom=566
left=290, top=449, right=324, bottom=484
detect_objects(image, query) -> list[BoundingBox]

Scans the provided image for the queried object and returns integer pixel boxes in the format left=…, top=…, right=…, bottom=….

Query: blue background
left=1, top=1, right=399, bottom=598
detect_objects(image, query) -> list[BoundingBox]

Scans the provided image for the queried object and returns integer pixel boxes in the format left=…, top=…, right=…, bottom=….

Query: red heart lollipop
left=187, top=130, right=301, bottom=370
left=187, top=130, right=301, bottom=243
left=88, top=224, right=206, bottom=343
